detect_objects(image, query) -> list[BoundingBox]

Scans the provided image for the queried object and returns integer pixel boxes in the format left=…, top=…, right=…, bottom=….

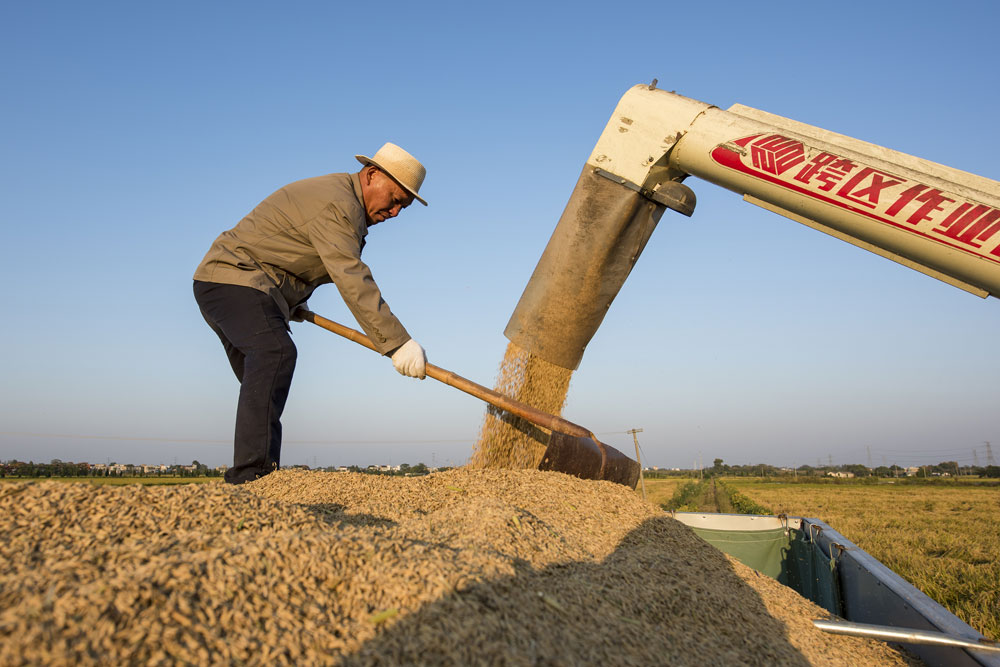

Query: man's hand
left=290, top=304, right=309, bottom=322
left=391, top=339, right=427, bottom=379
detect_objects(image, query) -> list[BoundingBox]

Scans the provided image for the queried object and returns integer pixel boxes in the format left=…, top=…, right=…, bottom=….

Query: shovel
left=300, top=310, right=640, bottom=488
left=812, top=619, right=1000, bottom=654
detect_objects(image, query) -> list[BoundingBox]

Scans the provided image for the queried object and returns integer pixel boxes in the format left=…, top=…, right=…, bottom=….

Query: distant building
left=827, top=471, right=855, bottom=478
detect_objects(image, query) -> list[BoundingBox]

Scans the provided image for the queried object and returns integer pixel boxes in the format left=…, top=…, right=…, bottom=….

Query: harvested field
left=0, top=469, right=919, bottom=666
left=469, top=342, right=573, bottom=470
left=636, top=476, right=688, bottom=508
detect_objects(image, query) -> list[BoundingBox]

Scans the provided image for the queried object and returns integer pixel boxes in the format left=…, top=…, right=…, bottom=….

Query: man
left=193, top=143, right=429, bottom=484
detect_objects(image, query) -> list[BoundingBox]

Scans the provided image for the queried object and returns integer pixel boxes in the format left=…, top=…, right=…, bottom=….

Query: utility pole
left=626, top=429, right=646, bottom=500
left=986, top=442, right=996, bottom=467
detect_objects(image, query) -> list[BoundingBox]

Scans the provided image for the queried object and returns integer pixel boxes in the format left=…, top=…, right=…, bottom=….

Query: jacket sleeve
left=306, top=204, right=411, bottom=355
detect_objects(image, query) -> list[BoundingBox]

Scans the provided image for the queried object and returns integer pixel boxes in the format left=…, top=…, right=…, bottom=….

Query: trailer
left=673, top=511, right=1000, bottom=667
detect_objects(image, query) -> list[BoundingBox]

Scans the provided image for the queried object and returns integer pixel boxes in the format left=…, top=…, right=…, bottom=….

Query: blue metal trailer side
left=673, top=512, right=999, bottom=667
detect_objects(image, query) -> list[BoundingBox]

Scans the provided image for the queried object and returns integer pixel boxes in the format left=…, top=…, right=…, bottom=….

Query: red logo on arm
left=711, top=134, right=1000, bottom=266
left=749, top=135, right=806, bottom=175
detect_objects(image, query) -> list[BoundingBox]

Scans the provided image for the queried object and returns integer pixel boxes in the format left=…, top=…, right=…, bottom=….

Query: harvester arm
left=505, top=84, right=1000, bottom=370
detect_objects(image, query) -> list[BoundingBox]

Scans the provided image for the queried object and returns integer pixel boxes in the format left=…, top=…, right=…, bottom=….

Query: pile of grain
left=0, top=469, right=919, bottom=666
left=469, top=342, right=574, bottom=470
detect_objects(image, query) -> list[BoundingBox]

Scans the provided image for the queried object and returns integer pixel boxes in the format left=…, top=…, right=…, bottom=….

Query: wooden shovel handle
left=300, top=310, right=592, bottom=440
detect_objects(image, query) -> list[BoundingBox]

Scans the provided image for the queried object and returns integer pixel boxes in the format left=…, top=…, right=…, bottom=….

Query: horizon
left=2, top=454, right=991, bottom=475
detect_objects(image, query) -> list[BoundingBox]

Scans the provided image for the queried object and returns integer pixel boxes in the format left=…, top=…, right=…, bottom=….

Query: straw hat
left=355, top=142, right=428, bottom=206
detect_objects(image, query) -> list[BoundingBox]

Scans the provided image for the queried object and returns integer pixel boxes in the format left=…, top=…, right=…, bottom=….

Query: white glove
left=391, top=339, right=426, bottom=379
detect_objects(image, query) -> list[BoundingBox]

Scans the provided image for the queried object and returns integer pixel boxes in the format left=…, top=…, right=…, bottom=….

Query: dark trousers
left=193, top=280, right=296, bottom=484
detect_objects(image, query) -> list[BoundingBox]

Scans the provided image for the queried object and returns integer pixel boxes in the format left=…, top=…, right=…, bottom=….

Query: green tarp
left=688, top=525, right=842, bottom=616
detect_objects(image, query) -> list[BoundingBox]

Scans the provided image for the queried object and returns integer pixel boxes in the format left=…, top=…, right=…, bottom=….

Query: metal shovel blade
left=539, top=431, right=640, bottom=489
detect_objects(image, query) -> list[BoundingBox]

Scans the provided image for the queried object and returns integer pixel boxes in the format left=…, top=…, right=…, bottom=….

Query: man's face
left=361, top=167, right=414, bottom=225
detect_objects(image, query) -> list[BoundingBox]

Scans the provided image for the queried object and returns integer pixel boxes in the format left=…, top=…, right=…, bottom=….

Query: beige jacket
left=193, top=172, right=409, bottom=354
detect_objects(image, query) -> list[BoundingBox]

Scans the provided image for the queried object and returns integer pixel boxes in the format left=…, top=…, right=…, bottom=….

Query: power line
left=1, top=431, right=230, bottom=444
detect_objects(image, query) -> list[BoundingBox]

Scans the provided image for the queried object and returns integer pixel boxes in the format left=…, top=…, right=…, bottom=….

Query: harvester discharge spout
left=504, top=167, right=674, bottom=370
left=505, top=86, right=710, bottom=370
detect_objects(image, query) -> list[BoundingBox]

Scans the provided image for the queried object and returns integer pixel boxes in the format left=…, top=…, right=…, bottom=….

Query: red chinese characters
left=884, top=185, right=955, bottom=225
left=794, top=153, right=858, bottom=192
left=836, top=168, right=906, bottom=209
left=712, top=134, right=1000, bottom=263
left=934, top=204, right=1000, bottom=256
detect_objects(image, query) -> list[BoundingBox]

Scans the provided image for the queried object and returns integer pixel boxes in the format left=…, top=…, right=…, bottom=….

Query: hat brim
left=356, top=155, right=428, bottom=206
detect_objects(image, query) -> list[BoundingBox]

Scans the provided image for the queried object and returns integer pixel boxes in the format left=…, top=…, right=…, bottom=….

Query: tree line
left=644, top=459, right=1000, bottom=479
left=0, top=460, right=448, bottom=478
left=0, top=460, right=220, bottom=478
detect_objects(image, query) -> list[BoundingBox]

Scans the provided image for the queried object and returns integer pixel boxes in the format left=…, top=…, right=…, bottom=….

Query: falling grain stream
left=468, top=342, right=574, bottom=470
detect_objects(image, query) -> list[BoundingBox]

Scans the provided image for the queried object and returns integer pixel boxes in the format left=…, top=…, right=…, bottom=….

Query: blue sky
left=2, top=1, right=998, bottom=471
